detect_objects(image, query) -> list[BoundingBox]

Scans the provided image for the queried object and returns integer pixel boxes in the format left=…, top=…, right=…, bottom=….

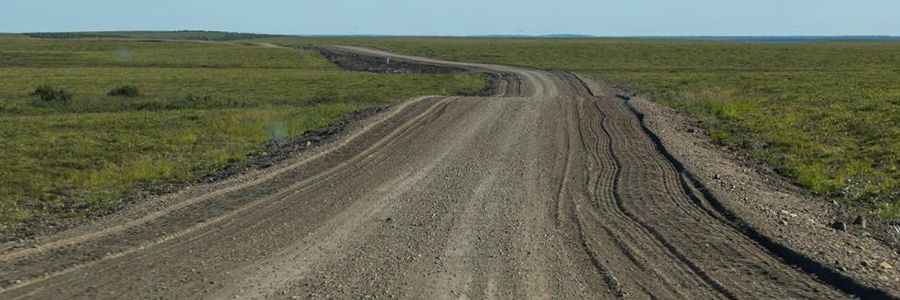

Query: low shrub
left=107, top=85, right=140, bottom=97
left=31, top=85, right=73, bottom=103
left=184, top=94, right=213, bottom=103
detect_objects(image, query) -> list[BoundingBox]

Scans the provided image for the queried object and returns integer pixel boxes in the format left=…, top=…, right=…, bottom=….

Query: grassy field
left=0, top=37, right=485, bottom=236
left=275, top=37, right=900, bottom=219
left=24, top=30, right=283, bottom=41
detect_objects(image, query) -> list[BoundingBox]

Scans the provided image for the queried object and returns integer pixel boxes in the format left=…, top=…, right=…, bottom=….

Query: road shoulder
left=583, top=75, right=900, bottom=294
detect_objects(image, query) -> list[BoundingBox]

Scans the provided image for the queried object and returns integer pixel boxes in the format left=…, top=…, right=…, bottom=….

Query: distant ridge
left=467, top=34, right=595, bottom=38
left=542, top=34, right=596, bottom=38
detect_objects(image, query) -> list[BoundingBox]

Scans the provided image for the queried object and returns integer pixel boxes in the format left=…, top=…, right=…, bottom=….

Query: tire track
left=593, top=100, right=739, bottom=300
left=617, top=92, right=900, bottom=300
left=576, top=97, right=712, bottom=299
left=569, top=72, right=896, bottom=299
left=553, top=81, right=712, bottom=299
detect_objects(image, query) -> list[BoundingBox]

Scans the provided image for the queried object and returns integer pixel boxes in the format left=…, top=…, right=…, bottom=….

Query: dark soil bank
left=315, top=46, right=510, bottom=97
left=315, top=47, right=470, bottom=74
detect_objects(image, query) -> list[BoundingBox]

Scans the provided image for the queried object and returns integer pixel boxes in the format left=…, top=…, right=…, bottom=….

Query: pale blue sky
left=3, top=0, right=898, bottom=36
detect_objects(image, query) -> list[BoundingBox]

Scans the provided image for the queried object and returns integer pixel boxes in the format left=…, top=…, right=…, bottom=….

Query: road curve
left=0, top=47, right=875, bottom=299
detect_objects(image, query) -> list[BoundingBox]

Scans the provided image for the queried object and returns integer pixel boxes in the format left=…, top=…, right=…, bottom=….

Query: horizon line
left=4, top=30, right=900, bottom=39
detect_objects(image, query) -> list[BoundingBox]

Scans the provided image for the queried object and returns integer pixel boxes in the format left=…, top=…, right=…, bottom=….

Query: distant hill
left=24, top=30, right=286, bottom=41
left=541, top=34, right=596, bottom=38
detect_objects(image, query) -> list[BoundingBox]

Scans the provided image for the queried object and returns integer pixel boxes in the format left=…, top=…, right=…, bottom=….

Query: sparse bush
left=107, top=85, right=140, bottom=97
left=184, top=94, right=212, bottom=102
left=31, top=85, right=73, bottom=103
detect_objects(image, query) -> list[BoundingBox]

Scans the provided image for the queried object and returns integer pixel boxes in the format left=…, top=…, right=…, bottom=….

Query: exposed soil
left=1, top=46, right=897, bottom=299
left=315, top=46, right=471, bottom=74
left=207, top=106, right=388, bottom=182
left=314, top=46, right=517, bottom=97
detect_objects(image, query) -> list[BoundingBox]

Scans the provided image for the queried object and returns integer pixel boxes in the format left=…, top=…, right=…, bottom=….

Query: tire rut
left=618, top=91, right=900, bottom=300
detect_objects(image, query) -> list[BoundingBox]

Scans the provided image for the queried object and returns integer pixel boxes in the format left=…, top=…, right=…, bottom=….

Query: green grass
left=0, top=66, right=480, bottom=114
left=0, top=37, right=326, bottom=68
left=0, top=37, right=485, bottom=235
left=279, top=37, right=900, bottom=219
left=1, top=105, right=357, bottom=224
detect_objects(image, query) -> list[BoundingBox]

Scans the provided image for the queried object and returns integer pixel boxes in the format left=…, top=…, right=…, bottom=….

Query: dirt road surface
left=1, top=46, right=896, bottom=299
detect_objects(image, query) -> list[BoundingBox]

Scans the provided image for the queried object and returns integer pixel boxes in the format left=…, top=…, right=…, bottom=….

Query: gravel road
left=0, top=46, right=894, bottom=299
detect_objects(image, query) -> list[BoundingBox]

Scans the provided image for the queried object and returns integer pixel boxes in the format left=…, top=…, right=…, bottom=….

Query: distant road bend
left=1, top=46, right=892, bottom=299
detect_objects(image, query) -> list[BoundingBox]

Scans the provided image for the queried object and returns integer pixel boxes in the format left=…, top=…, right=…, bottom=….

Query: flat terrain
left=0, top=37, right=485, bottom=238
left=1, top=46, right=897, bottom=299
left=271, top=37, right=900, bottom=219
left=22, top=30, right=283, bottom=41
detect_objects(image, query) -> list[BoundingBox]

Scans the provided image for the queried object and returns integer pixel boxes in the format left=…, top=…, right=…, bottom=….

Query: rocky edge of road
left=602, top=81, right=900, bottom=293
